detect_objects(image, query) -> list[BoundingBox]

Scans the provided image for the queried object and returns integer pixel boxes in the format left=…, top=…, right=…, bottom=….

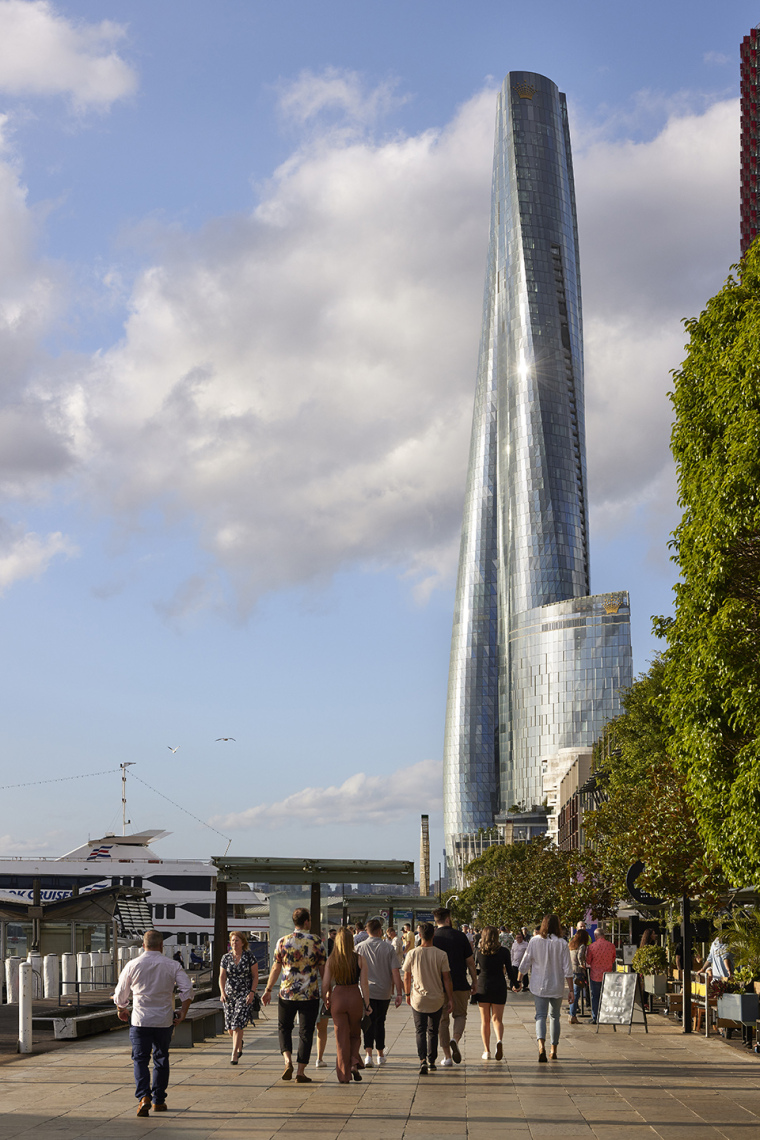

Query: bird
left=167, top=746, right=180, bottom=753
left=216, top=737, right=236, bottom=742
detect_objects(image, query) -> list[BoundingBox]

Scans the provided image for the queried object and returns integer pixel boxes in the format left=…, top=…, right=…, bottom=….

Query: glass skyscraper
left=443, top=72, right=633, bottom=855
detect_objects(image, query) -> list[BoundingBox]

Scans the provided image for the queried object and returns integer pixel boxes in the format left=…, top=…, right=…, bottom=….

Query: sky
left=0, top=0, right=752, bottom=875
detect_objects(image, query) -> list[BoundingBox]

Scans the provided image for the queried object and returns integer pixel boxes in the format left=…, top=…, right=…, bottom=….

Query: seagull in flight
left=216, top=737, right=236, bottom=742
left=167, top=746, right=180, bottom=753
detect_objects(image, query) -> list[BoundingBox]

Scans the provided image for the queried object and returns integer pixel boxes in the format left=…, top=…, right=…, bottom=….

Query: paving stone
left=0, top=993, right=758, bottom=1138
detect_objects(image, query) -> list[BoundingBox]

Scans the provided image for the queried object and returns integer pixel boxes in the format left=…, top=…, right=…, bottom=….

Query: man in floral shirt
left=262, top=907, right=326, bottom=1083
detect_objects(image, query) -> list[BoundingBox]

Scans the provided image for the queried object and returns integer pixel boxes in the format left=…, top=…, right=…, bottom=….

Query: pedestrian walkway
left=0, top=992, right=758, bottom=1139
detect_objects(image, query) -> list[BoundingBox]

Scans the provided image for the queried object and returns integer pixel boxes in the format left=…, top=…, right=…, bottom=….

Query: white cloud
left=576, top=99, right=737, bottom=525
left=0, top=833, right=53, bottom=854
left=0, top=0, right=137, bottom=109
left=0, top=522, right=77, bottom=593
left=62, top=84, right=495, bottom=611
left=7, top=75, right=738, bottom=614
left=278, top=67, right=407, bottom=136
left=0, top=115, right=72, bottom=494
left=214, top=758, right=442, bottom=830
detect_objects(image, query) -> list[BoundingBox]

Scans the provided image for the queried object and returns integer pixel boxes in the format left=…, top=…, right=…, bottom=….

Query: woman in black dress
left=475, top=925, right=512, bottom=1059
left=219, top=930, right=259, bottom=1064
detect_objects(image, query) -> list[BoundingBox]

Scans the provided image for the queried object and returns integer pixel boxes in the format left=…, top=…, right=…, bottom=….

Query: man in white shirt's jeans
left=114, top=929, right=193, bottom=1116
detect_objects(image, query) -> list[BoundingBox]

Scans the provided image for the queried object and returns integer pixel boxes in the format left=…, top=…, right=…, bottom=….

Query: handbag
left=360, top=1010, right=372, bottom=1033
left=318, top=999, right=331, bottom=1020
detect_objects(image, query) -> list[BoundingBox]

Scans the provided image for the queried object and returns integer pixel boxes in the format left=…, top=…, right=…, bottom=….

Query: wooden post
left=682, top=895, right=692, bottom=1033
left=211, top=879, right=228, bottom=997
left=112, top=917, right=119, bottom=985
left=310, top=882, right=321, bottom=938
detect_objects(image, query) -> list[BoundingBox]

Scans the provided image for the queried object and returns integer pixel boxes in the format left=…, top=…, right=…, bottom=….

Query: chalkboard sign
left=597, top=971, right=648, bottom=1033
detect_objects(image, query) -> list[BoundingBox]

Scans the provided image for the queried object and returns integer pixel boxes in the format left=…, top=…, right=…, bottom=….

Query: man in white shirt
left=114, top=929, right=193, bottom=1117
left=358, top=918, right=403, bottom=1066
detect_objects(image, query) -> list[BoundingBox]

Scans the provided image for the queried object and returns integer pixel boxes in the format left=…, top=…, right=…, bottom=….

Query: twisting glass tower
left=443, top=72, right=632, bottom=860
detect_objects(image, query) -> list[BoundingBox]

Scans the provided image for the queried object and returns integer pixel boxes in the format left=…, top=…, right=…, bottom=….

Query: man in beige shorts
left=432, top=907, right=477, bottom=1066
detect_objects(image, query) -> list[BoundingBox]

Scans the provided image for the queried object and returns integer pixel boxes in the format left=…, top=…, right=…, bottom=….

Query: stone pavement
left=0, top=991, right=758, bottom=1139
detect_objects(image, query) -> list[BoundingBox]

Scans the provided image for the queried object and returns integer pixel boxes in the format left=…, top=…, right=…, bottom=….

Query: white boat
left=0, top=829, right=268, bottom=962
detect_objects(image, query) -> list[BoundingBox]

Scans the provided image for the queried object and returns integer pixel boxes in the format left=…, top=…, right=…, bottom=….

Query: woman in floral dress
left=219, top=931, right=259, bottom=1063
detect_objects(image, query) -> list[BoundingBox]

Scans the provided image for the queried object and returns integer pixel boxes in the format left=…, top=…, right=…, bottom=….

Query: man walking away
left=262, top=907, right=326, bottom=1083
left=387, top=926, right=404, bottom=966
left=114, top=929, right=193, bottom=1117
left=585, top=923, right=618, bottom=1024
left=432, top=907, right=477, bottom=1066
left=353, top=922, right=369, bottom=947
left=358, top=918, right=403, bottom=1065
left=403, top=922, right=453, bottom=1074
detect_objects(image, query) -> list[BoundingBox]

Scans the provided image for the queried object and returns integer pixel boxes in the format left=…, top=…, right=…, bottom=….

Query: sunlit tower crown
left=443, top=72, right=632, bottom=864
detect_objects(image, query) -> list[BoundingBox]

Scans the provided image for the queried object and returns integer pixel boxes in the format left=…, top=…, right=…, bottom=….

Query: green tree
left=666, top=243, right=760, bottom=884
left=583, top=658, right=724, bottom=905
left=447, top=836, right=614, bottom=931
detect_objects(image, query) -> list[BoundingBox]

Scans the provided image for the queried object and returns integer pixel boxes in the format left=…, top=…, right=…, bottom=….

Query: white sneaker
left=314, top=1058, right=327, bottom=1068
left=377, top=1054, right=387, bottom=1065
left=441, top=1057, right=453, bottom=1067
left=482, top=1051, right=490, bottom=1060
left=363, top=1053, right=373, bottom=1067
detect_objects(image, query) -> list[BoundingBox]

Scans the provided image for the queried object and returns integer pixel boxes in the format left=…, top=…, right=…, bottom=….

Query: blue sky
left=0, top=1, right=753, bottom=872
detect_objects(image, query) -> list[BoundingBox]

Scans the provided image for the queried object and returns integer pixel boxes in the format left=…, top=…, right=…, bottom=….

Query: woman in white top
left=516, top=914, right=573, bottom=1062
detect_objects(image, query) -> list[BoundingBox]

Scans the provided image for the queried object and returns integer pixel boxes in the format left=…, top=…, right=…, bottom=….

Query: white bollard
left=98, top=951, right=110, bottom=986
left=5, top=957, right=21, bottom=1004
left=181, top=945, right=190, bottom=969
left=18, top=961, right=32, bottom=1053
left=43, top=954, right=60, bottom=1000
left=77, top=952, right=91, bottom=994
left=27, top=952, right=43, bottom=998
left=61, top=952, right=76, bottom=997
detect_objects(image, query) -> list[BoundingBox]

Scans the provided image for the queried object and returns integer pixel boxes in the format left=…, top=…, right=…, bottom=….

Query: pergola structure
left=210, top=856, right=415, bottom=995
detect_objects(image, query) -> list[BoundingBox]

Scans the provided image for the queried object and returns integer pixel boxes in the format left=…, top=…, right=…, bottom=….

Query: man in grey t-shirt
left=357, top=918, right=402, bottom=1066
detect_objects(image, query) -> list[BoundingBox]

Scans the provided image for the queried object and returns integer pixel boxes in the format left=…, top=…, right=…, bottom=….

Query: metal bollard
left=18, top=961, right=32, bottom=1053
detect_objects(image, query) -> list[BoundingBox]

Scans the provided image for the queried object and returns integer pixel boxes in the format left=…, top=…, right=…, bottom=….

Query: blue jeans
left=590, top=979, right=603, bottom=1023
left=129, top=1025, right=173, bottom=1103
left=533, top=996, right=563, bottom=1045
left=569, top=976, right=588, bottom=1017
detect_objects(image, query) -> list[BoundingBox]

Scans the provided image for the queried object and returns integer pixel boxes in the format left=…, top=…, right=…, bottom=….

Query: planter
left=643, top=973, right=667, bottom=996
left=717, top=992, right=759, bottom=1024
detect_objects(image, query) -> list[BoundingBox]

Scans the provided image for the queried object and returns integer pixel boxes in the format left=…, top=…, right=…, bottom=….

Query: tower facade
left=741, top=25, right=760, bottom=254
left=443, top=72, right=633, bottom=857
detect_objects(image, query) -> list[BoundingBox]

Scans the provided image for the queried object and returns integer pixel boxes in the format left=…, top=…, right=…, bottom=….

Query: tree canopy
left=583, top=658, right=724, bottom=906
left=447, top=835, right=614, bottom=931
left=666, top=243, right=760, bottom=884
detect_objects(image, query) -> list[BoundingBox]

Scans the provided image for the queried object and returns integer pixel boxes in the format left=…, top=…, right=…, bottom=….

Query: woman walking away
left=219, top=931, right=259, bottom=1064
left=510, top=930, right=528, bottom=990
left=474, top=925, right=512, bottom=1059
left=568, top=929, right=589, bottom=1023
left=568, top=929, right=589, bottom=1024
left=323, top=928, right=372, bottom=1083
left=517, top=915, right=573, bottom=1062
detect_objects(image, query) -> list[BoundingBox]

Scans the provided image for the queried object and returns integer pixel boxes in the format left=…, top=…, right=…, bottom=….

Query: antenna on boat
left=120, top=762, right=136, bottom=834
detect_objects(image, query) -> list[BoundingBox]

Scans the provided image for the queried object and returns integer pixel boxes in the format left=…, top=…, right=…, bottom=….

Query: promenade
left=0, top=992, right=758, bottom=1139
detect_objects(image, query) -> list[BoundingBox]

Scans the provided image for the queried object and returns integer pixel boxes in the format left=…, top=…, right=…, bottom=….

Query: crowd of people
left=113, top=909, right=677, bottom=1114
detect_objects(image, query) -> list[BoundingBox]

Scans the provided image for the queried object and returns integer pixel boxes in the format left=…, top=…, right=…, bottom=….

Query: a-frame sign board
left=596, top=971, right=648, bottom=1033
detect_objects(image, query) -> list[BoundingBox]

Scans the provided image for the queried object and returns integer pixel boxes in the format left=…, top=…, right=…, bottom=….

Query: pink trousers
left=330, top=986, right=363, bottom=1083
